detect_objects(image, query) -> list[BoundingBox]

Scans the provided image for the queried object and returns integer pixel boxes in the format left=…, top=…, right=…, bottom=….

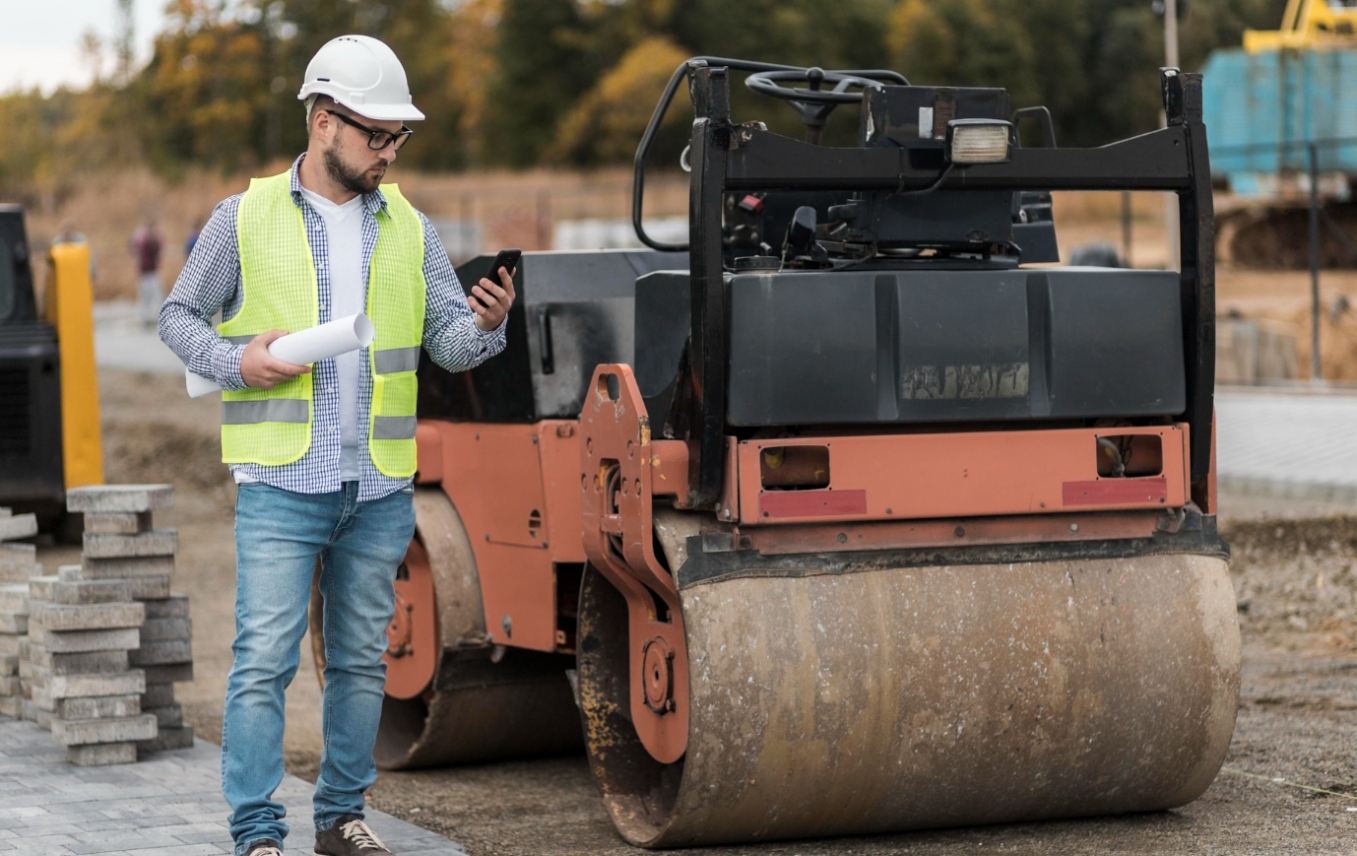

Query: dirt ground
left=32, top=367, right=1357, bottom=856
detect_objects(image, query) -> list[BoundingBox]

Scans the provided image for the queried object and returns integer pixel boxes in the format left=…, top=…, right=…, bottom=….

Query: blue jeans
left=223, top=481, right=415, bottom=855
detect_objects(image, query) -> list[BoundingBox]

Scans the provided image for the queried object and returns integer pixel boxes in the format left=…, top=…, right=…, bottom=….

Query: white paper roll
left=185, top=313, right=376, bottom=398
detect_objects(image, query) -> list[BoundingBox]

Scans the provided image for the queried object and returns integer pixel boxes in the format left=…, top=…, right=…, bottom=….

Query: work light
left=946, top=119, right=1013, bottom=164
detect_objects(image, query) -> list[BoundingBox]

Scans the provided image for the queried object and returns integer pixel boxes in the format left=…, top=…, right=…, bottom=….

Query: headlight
left=946, top=119, right=1013, bottom=164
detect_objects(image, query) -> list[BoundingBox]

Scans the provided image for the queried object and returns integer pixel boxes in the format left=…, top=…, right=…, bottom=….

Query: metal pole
left=1163, top=0, right=1180, bottom=271
left=1121, top=191, right=1133, bottom=267
left=1309, top=141, right=1322, bottom=381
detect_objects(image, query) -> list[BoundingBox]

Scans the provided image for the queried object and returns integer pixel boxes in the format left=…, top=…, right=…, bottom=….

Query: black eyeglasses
left=325, top=110, right=414, bottom=151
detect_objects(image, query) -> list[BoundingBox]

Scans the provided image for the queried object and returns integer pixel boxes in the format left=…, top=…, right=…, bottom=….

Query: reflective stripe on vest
left=372, top=415, right=418, bottom=439
left=373, top=346, right=420, bottom=374
left=222, top=399, right=309, bottom=424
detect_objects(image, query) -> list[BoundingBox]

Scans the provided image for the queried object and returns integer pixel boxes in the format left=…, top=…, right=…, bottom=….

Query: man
left=160, top=35, right=515, bottom=856
left=131, top=215, right=163, bottom=326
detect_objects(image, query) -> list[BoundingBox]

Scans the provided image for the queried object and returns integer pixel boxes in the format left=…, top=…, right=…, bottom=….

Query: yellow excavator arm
left=1244, top=0, right=1357, bottom=52
left=44, top=242, right=103, bottom=491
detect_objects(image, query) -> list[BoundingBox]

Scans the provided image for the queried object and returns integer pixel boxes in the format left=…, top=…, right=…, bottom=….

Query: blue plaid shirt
left=160, top=155, right=506, bottom=501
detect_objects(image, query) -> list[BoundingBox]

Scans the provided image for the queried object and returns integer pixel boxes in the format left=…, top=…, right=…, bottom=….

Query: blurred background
left=15, top=0, right=1357, bottom=382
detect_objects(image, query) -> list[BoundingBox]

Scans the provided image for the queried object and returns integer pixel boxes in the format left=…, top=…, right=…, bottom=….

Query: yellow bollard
left=44, top=243, right=104, bottom=490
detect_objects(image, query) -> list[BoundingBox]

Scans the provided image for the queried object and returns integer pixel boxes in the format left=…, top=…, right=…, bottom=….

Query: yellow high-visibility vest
left=219, top=171, right=426, bottom=478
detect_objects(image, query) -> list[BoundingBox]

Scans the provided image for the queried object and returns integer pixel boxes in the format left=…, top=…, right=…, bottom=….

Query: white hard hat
left=298, top=35, right=425, bottom=122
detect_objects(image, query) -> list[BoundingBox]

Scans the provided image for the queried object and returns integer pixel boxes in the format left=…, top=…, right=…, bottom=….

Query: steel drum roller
left=579, top=550, right=1239, bottom=847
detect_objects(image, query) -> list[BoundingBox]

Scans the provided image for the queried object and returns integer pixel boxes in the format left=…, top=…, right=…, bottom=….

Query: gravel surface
left=33, top=368, right=1357, bottom=856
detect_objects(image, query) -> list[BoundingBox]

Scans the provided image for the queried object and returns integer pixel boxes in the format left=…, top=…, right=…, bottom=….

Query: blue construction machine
left=1202, top=0, right=1357, bottom=267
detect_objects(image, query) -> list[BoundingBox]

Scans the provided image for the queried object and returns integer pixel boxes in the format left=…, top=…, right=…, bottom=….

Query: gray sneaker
left=315, top=815, right=392, bottom=855
left=245, top=841, right=283, bottom=856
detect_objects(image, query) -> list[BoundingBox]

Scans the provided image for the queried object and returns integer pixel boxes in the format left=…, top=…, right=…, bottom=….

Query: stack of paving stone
left=67, top=484, right=195, bottom=755
left=0, top=507, right=39, bottom=719
left=25, top=566, right=157, bottom=764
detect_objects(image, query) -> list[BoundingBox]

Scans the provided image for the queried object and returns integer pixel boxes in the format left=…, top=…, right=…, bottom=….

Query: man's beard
left=324, top=143, right=383, bottom=194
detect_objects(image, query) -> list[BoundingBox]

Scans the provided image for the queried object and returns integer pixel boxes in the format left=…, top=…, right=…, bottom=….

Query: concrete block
left=0, top=694, right=18, bottom=717
left=125, top=575, right=173, bottom=600
left=31, top=625, right=139, bottom=653
left=30, top=683, right=53, bottom=710
left=18, top=656, right=42, bottom=685
left=142, top=682, right=176, bottom=708
left=138, top=722, right=193, bottom=754
left=51, top=712, right=157, bottom=745
left=0, top=542, right=36, bottom=563
left=48, top=669, right=145, bottom=700
left=32, top=648, right=130, bottom=675
left=82, top=529, right=178, bottom=559
left=83, top=511, right=152, bottom=534
left=145, top=703, right=182, bottom=727
left=0, top=634, right=19, bottom=657
left=0, top=653, right=15, bottom=675
left=68, top=741, right=138, bottom=765
left=29, top=575, right=130, bottom=605
left=0, top=613, right=26, bottom=635
left=143, top=594, right=191, bottom=619
left=17, top=635, right=28, bottom=659
left=56, top=693, right=140, bottom=719
left=128, top=640, right=192, bottom=666
left=57, top=564, right=82, bottom=582
left=0, top=583, right=27, bottom=613
left=30, top=600, right=144, bottom=632
left=0, top=513, right=37, bottom=541
left=142, top=617, right=193, bottom=642
left=0, top=563, right=41, bottom=583
left=21, top=697, right=53, bottom=727
left=81, top=555, right=175, bottom=579
left=66, top=484, right=174, bottom=514
left=0, top=674, right=18, bottom=695
left=142, top=662, right=193, bottom=684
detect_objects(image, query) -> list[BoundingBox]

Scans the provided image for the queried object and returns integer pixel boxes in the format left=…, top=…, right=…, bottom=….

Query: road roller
left=311, top=58, right=1239, bottom=847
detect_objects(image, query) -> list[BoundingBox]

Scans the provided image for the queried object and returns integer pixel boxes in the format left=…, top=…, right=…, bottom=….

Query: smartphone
left=486, top=248, right=521, bottom=282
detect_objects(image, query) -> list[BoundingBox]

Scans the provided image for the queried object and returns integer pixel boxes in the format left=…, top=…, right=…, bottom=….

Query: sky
left=0, top=0, right=168, bottom=94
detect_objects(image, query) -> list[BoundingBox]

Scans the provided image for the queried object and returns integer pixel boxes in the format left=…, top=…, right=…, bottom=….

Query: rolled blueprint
left=185, top=313, right=376, bottom=398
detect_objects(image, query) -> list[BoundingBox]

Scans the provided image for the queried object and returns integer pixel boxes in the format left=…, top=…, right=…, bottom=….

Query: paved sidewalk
left=1217, top=386, right=1357, bottom=502
left=0, top=717, right=466, bottom=856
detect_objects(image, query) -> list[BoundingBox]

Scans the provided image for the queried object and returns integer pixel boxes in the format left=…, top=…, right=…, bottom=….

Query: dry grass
left=17, top=163, right=688, bottom=303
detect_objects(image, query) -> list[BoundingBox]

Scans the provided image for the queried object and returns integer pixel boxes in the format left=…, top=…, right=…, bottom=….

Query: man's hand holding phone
left=473, top=248, right=519, bottom=331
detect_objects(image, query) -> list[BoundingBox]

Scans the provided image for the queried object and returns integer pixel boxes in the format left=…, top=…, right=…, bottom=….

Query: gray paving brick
left=68, top=743, right=137, bottom=766
left=66, top=486, right=174, bottom=515
left=140, top=619, right=192, bottom=643
left=82, top=531, right=178, bottom=560
left=32, top=649, right=130, bottom=676
left=32, top=601, right=145, bottom=632
left=0, top=514, right=37, bottom=541
left=57, top=695, right=141, bottom=720
left=140, top=684, right=175, bottom=709
left=143, top=705, right=181, bottom=728
left=80, top=557, right=175, bottom=581
left=128, top=642, right=191, bottom=667
left=0, top=614, right=27, bottom=635
left=52, top=714, right=157, bottom=746
left=48, top=670, right=146, bottom=700
left=141, top=598, right=189, bottom=620
left=0, top=584, right=27, bottom=613
left=124, top=845, right=227, bottom=856
left=33, top=627, right=139, bottom=654
left=124, top=578, right=173, bottom=600
left=83, top=513, right=152, bottom=536
left=30, top=577, right=132, bottom=606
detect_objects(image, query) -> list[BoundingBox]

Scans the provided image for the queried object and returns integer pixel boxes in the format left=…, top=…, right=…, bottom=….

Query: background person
left=159, top=34, right=516, bottom=856
left=130, top=216, right=163, bottom=326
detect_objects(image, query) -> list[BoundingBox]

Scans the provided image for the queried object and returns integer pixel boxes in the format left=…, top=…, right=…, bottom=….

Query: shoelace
left=340, top=818, right=389, bottom=852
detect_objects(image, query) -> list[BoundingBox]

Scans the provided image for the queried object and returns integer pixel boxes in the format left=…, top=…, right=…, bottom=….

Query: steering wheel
left=746, top=67, right=907, bottom=142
